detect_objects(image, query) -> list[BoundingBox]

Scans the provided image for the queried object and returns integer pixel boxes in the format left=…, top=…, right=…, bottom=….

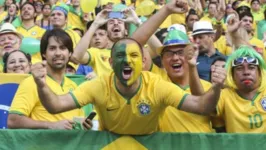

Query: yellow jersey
left=252, top=10, right=264, bottom=23
left=65, top=28, right=81, bottom=49
left=171, top=14, right=186, bottom=25
left=16, top=25, right=46, bottom=39
left=70, top=71, right=188, bottom=135
left=214, top=36, right=232, bottom=56
left=87, top=48, right=112, bottom=76
left=151, top=64, right=213, bottom=132
left=213, top=88, right=266, bottom=133
left=67, top=12, right=85, bottom=31
left=9, top=75, right=84, bottom=122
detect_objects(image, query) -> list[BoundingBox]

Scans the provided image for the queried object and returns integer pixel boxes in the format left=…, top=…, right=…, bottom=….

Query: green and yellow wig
left=225, top=45, right=266, bottom=91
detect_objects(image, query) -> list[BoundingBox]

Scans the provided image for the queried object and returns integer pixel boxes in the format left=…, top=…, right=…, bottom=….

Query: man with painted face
left=31, top=37, right=225, bottom=135
left=212, top=46, right=266, bottom=133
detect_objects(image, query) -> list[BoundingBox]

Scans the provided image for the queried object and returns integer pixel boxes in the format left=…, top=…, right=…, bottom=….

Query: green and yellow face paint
left=112, top=42, right=143, bottom=87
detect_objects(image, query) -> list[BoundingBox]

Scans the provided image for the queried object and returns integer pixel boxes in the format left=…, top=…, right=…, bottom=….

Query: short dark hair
left=87, top=20, right=107, bottom=30
left=42, top=3, right=51, bottom=10
left=208, top=2, right=217, bottom=9
left=111, top=38, right=143, bottom=57
left=239, top=11, right=254, bottom=22
left=20, top=2, right=36, bottom=12
left=185, top=9, right=199, bottom=23
left=3, top=50, right=31, bottom=73
left=40, top=29, right=73, bottom=60
left=251, top=0, right=260, bottom=5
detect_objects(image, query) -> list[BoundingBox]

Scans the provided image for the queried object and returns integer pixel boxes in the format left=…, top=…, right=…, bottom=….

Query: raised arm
left=180, top=66, right=226, bottom=115
left=132, top=0, right=188, bottom=46
left=71, top=9, right=110, bottom=64
left=184, top=44, right=204, bottom=95
left=227, top=13, right=250, bottom=49
left=31, top=62, right=77, bottom=114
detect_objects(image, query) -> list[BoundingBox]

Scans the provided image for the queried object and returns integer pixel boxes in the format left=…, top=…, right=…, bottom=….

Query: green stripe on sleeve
left=177, top=94, right=189, bottom=109
left=85, top=51, right=91, bottom=65
left=69, top=92, right=81, bottom=108
left=8, top=111, right=26, bottom=116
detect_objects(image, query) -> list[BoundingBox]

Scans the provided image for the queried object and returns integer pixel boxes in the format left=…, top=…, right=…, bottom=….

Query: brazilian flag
left=0, top=74, right=92, bottom=129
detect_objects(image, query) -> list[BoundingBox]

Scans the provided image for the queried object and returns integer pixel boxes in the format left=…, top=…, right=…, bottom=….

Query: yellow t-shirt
left=67, top=12, right=85, bottom=31
left=70, top=71, right=188, bottom=135
left=9, top=75, right=84, bottom=121
left=213, top=88, right=266, bottom=133
left=171, top=14, right=186, bottom=25
left=16, top=25, right=46, bottom=39
left=249, top=37, right=266, bottom=61
left=151, top=64, right=213, bottom=132
left=0, top=11, right=7, bottom=23
left=214, top=36, right=232, bottom=56
left=252, top=10, right=264, bottom=23
left=87, top=48, right=112, bottom=76
left=65, top=28, right=81, bottom=49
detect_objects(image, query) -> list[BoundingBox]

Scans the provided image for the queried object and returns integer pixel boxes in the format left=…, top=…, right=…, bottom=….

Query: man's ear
left=109, top=57, right=113, bottom=68
left=142, top=55, right=147, bottom=70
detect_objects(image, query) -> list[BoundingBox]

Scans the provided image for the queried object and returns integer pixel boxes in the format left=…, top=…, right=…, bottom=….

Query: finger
left=68, top=120, right=75, bottom=124
left=65, top=124, right=73, bottom=130
left=82, top=122, right=92, bottom=130
left=42, top=60, right=47, bottom=67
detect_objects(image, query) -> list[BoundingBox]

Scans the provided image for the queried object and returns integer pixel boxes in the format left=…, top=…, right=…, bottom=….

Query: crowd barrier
left=0, top=130, right=266, bottom=150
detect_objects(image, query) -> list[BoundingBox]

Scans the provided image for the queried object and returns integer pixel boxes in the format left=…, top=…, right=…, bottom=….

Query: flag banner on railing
left=0, top=130, right=266, bottom=150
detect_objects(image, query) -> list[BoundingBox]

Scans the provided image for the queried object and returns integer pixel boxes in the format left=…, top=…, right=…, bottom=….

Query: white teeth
left=124, top=67, right=131, bottom=71
left=172, top=64, right=181, bottom=67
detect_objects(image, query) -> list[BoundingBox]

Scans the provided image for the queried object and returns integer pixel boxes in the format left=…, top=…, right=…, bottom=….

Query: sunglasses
left=232, top=57, right=259, bottom=67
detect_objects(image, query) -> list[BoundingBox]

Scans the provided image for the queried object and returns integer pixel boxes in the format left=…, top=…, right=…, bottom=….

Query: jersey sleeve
left=154, top=78, right=189, bottom=108
left=87, top=48, right=97, bottom=66
left=69, top=77, right=103, bottom=107
left=9, top=78, right=38, bottom=116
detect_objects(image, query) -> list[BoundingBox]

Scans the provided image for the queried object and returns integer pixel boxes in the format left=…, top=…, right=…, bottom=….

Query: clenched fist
left=31, top=61, right=47, bottom=88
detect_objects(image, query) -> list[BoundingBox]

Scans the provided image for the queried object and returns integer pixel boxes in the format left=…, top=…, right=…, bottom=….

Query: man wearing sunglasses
left=212, top=46, right=266, bottom=132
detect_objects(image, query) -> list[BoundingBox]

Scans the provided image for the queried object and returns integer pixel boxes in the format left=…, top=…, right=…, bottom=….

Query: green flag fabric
left=0, top=130, right=266, bottom=150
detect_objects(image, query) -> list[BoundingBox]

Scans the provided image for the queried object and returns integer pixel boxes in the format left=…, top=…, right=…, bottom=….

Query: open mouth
left=112, top=27, right=121, bottom=33
left=4, top=45, right=12, bottom=50
left=172, top=63, right=182, bottom=71
left=122, top=66, right=132, bottom=80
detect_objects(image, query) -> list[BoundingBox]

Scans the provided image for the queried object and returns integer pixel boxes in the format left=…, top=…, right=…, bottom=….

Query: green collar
left=21, top=24, right=35, bottom=31
left=236, top=90, right=260, bottom=106
left=47, top=74, right=65, bottom=87
left=175, top=84, right=189, bottom=90
left=114, top=75, right=142, bottom=104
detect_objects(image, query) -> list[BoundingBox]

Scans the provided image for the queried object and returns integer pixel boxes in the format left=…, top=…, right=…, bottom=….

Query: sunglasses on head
left=232, top=57, right=259, bottom=67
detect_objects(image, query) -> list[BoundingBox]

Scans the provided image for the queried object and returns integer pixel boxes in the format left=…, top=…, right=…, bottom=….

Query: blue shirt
left=197, top=50, right=225, bottom=81
left=76, top=65, right=93, bottom=75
